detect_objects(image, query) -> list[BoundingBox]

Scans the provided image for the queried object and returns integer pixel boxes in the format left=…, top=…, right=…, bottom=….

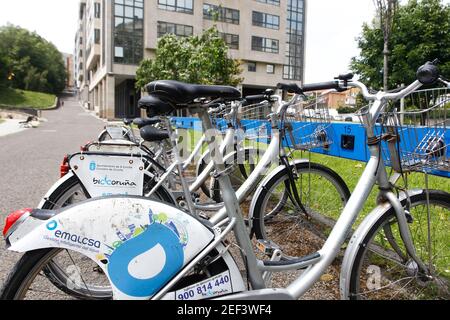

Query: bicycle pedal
left=256, top=239, right=280, bottom=256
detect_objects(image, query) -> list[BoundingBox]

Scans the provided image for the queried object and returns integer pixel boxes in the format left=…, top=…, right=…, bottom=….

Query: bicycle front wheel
left=252, top=161, right=350, bottom=259
left=347, top=190, right=450, bottom=300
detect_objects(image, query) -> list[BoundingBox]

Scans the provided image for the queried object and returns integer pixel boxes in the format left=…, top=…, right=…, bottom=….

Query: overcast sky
left=0, top=0, right=448, bottom=83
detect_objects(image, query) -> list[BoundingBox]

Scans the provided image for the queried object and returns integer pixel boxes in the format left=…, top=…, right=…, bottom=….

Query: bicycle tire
left=346, top=190, right=450, bottom=300
left=0, top=246, right=229, bottom=300
left=252, top=162, right=351, bottom=260
left=38, top=174, right=175, bottom=299
left=41, top=173, right=176, bottom=210
left=209, top=148, right=259, bottom=203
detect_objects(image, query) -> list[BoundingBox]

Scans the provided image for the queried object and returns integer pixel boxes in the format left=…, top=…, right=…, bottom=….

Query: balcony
left=86, top=44, right=100, bottom=71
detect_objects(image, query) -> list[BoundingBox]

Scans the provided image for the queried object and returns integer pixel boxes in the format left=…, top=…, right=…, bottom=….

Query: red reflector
left=60, top=155, right=70, bottom=178
left=3, top=208, right=33, bottom=237
left=80, top=141, right=91, bottom=152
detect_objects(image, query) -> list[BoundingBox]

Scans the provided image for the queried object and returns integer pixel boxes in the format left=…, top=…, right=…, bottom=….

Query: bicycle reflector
left=80, top=141, right=91, bottom=152
left=3, top=208, right=33, bottom=237
left=60, top=155, right=70, bottom=178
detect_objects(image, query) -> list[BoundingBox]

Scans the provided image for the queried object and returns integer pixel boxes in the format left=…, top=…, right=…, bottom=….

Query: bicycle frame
left=200, top=80, right=432, bottom=300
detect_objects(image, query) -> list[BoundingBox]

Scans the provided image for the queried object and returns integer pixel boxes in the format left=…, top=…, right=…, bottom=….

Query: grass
left=181, top=128, right=449, bottom=279
left=0, top=87, right=56, bottom=110
left=296, top=151, right=449, bottom=223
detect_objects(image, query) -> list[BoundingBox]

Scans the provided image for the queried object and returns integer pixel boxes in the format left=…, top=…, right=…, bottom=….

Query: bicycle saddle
left=140, top=125, right=170, bottom=142
left=138, top=95, right=175, bottom=116
left=145, top=80, right=241, bottom=105
left=133, top=117, right=162, bottom=129
left=123, top=118, right=134, bottom=126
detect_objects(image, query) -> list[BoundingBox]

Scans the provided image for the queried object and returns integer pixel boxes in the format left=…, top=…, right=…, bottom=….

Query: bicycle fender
left=339, top=189, right=424, bottom=299
left=8, top=196, right=215, bottom=300
left=248, top=159, right=309, bottom=231
left=37, top=171, right=77, bottom=209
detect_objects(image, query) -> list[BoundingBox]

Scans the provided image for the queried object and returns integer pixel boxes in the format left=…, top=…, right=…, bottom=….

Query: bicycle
left=3, top=61, right=446, bottom=300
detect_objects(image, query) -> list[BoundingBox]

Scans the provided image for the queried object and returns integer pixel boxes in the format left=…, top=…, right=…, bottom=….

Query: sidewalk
left=0, top=119, right=28, bottom=137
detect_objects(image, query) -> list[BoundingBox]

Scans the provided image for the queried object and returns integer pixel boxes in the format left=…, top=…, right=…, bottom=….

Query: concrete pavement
left=0, top=95, right=105, bottom=289
left=0, top=119, right=28, bottom=137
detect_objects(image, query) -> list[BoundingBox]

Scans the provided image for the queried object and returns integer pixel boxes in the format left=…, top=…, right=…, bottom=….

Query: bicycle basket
left=284, top=93, right=333, bottom=150
left=380, top=87, right=449, bottom=173
left=210, top=104, right=233, bottom=134
left=237, top=101, right=273, bottom=142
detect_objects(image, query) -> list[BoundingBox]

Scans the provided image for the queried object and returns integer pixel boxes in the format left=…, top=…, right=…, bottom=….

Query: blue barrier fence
left=171, top=117, right=449, bottom=178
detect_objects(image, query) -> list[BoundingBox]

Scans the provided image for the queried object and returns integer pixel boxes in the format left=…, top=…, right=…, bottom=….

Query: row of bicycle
left=1, top=60, right=449, bottom=300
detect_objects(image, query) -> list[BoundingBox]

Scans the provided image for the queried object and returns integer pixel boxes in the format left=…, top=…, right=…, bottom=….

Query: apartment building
left=74, top=0, right=307, bottom=119
left=62, top=53, right=75, bottom=89
left=74, top=1, right=88, bottom=104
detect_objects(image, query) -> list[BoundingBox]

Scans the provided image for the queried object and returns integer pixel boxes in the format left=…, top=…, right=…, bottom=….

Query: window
left=266, top=64, right=275, bottom=74
left=158, top=0, right=193, bottom=14
left=256, top=0, right=280, bottom=5
left=94, top=29, right=100, bottom=44
left=248, top=62, right=257, bottom=72
left=219, top=33, right=239, bottom=50
left=94, top=2, right=101, bottom=18
left=157, top=21, right=193, bottom=38
left=252, top=11, right=279, bottom=29
left=114, top=0, right=144, bottom=65
left=251, top=36, right=279, bottom=53
left=203, top=4, right=239, bottom=24
left=283, top=0, right=305, bottom=80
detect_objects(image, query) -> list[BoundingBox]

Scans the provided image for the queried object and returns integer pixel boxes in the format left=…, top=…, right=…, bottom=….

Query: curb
left=42, top=97, right=60, bottom=111
left=0, top=97, right=59, bottom=118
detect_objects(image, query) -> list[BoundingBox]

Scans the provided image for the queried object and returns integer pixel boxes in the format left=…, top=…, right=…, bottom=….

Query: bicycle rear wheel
left=37, top=174, right=175, bottom=299
left=347, top=190, right=450, bottom=300
left=0, top=246, right=229, bottom=300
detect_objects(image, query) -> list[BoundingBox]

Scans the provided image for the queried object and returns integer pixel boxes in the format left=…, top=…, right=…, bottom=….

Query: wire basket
left=236, top=101, right=273, bottom=142
left=283, top=93, right=333, bottom=150
left=209, top=103, right=233, bottom=134
left=380, top=87, right=449, bottom=173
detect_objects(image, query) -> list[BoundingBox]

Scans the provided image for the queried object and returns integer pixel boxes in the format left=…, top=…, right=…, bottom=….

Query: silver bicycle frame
left=205, top=79, right=431, bottom=298
left=278, top=80, right=430, bottom=298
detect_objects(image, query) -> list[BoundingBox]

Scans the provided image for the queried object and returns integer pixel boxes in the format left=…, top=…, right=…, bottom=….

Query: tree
left=351, top=0, right=450, bottom=89
left=136, top=27, right=243, bottom=89
left=373, top=0, right=399, bottom=90
left=0, top=25, right=66, bottom=94
left=0, top=55, right=9, bottom=88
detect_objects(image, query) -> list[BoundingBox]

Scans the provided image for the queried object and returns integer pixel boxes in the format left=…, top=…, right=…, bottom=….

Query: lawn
left=0, top=87, right=56, bottom=109
left=297, top=151, right=450, bottom=221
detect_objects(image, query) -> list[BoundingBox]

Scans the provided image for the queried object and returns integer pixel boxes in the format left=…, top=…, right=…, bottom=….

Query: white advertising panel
left=70, top=154, right=145, bottom=197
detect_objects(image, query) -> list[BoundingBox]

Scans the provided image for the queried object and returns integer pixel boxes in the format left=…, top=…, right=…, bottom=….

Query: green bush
left=337, top=106, right=358, bottom=114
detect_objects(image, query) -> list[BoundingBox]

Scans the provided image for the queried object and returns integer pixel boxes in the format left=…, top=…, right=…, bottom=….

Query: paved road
left=0, top=96, right=105, bottom=289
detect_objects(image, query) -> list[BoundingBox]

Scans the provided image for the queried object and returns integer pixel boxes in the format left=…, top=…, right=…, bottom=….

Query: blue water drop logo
left=89, top=161, right=97, bottom=171
left=46, top=220, right=58, bottom=231
left=107, top=223, right=184, bottom=297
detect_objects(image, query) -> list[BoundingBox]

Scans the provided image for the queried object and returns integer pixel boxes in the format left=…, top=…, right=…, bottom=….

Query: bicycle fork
left=375, top=153, right=431, bottom=277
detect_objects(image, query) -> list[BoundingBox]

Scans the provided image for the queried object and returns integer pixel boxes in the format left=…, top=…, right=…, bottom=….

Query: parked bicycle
left=1, top=61, right=448, bottom=300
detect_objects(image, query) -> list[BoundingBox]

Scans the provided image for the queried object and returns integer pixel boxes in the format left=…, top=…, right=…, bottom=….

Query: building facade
left=62, top=53, right=75, bottom=89
left=74, top=0, right=307, bottom=119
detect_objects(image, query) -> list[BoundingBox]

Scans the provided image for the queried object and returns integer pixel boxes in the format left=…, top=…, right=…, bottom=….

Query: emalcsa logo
left=46, top=220, right=101, bottom=249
